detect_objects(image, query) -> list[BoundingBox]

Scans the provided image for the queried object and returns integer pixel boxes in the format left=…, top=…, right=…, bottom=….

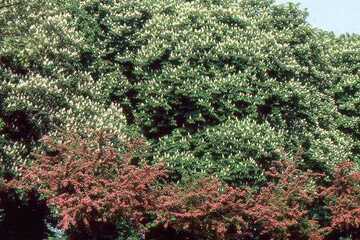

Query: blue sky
left=276, top=0, right=360, bottom=34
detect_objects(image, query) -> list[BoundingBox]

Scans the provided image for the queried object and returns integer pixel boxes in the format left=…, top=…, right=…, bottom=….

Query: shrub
left=151, top=160, right=360, bottom=240
left=5, top=132, right=360, bottom=239
left=8, top=131, right=166, bottom=238
left=319, top=161, right=360, bottom=239
left=153, top=177, right=248, bottom=240
left=150, top=160, right=322, bottom=240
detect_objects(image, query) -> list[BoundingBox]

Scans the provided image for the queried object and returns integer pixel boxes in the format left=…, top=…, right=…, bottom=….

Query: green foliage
left=333, top=75, right=360, bottom=164
left=0, top=0, right=135, bottom=170
left=115, top=219, right=142, bottom=240
left=1, top=0, right=359, bottom=184
left=115, top=0, right=335, bottom=139
left=300, top=129, right=354, bottom=174
left=156, top=118, right=284, bottom=185
left=86, top=0, right=357, bottom=182
left=0, top=119, right=4, bottom=131
left=0, top=0, right=359, bottom=211
left=47, top=225, right=68, bottom=240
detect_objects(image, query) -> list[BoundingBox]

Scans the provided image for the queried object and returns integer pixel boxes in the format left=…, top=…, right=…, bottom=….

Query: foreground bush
left=8, top=132, right=165, bottom=239
left=4, top=133, right=359, bottom=239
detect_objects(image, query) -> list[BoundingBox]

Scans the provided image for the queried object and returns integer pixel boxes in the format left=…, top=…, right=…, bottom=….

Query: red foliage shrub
left=153, top=177, right=248, bottom=239
left=242, top=161, right=322, bottom=239
left=319, top=161, right=360, bottom=237
left=9, top=132, right=167, bottom=235
left=6, top=132, right=360, bottom=240
left=150, top=161, right=324, bottom=240
left=150, top=160, right=360, bottom=240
